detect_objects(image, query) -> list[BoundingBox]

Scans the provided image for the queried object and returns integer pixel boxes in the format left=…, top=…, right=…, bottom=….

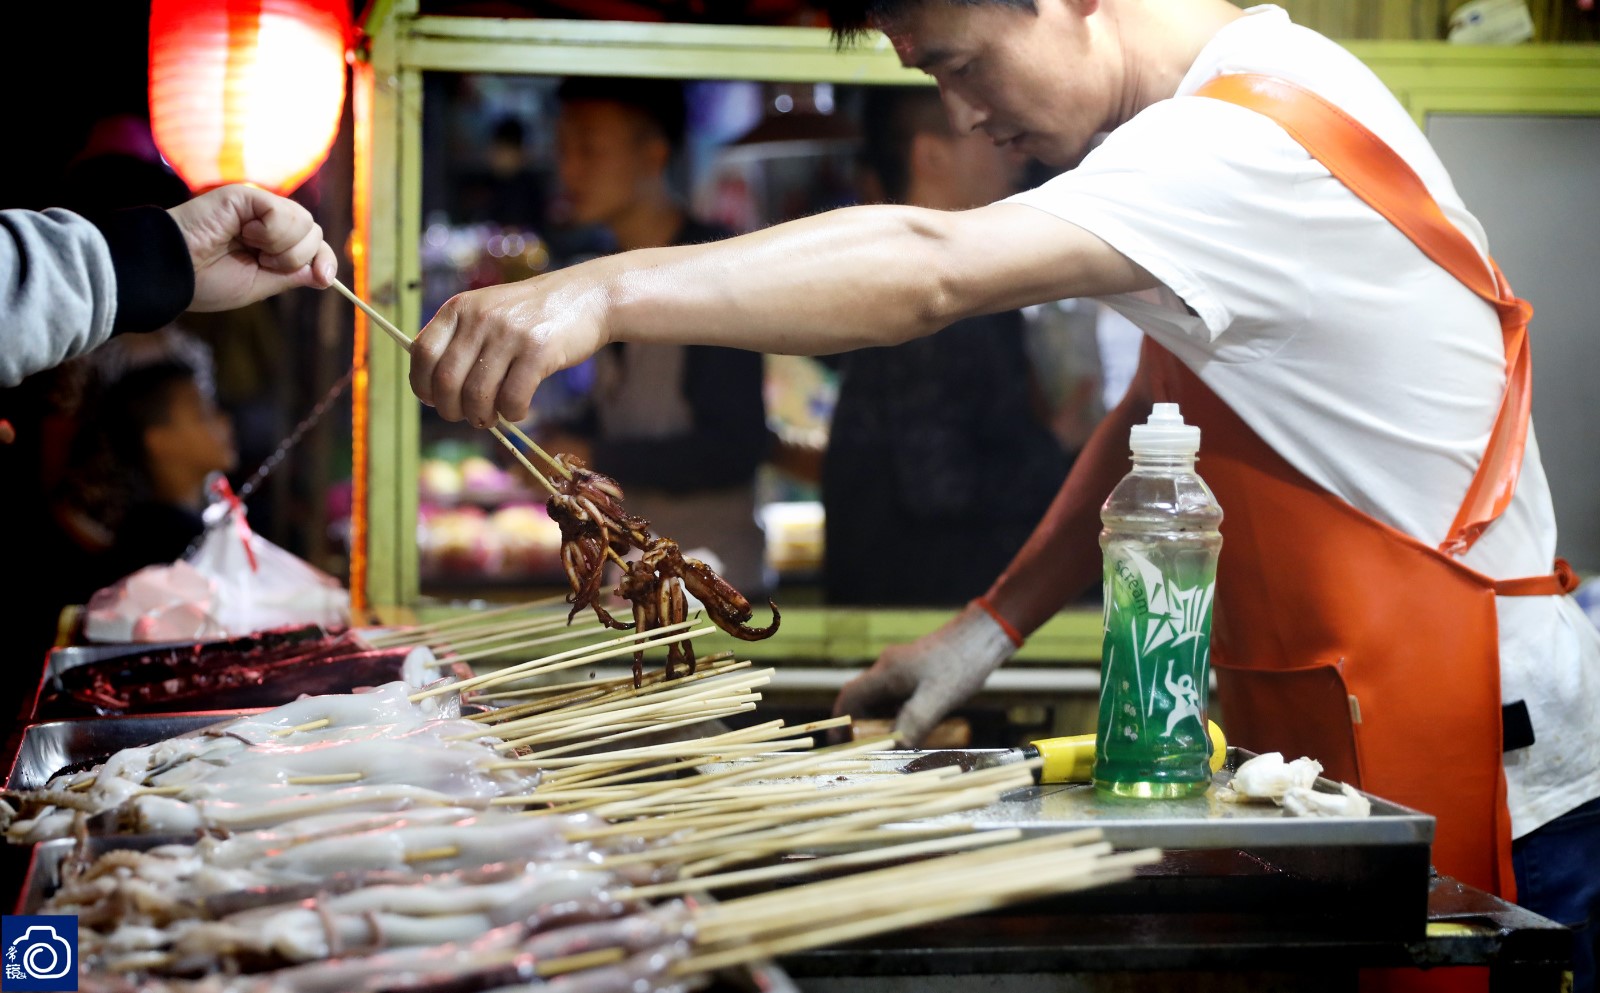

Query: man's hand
left=410, top=265, right=614, bottom=429
left=168, top=184, right=335, bottom=313
left=832, top=601, right=1019, bottom=747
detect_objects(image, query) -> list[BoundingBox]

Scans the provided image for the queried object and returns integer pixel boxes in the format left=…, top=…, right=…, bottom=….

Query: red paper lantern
left=149, top=0, right=351, bottom=196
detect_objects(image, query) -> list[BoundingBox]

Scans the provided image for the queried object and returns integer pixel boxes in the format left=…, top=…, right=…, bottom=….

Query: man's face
left=886, top=0, right=1116, bottom=168
left=556, top=101, right=668, bottom=227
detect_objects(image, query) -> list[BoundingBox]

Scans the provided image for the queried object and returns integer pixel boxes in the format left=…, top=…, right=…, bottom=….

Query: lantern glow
left=150, top=0, right=350, bottom=196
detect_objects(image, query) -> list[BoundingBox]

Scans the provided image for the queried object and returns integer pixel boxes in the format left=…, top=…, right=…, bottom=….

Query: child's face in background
left=146, top=381, right=238, bottom=480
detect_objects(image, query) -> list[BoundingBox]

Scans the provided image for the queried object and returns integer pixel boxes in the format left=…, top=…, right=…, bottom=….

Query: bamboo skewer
left=363, top=597, right=565, bottom=648
left=487, top=425, right=561, bottom=496
left=506, top=710, right=766, bottom=763
left=619, top=828, right=1025, bottom=900
left=691, top=829, right=1106, bottom=918
left=511, top=717, right=784, bottom=763
left=484, top=668, right=771, bottom=742
left=579, top=737, right=897, bottom=819
left=688, top=829, right=1112, bottom=941
left=492, top=684, right=767, bottom=744
left=471, top=664, right=750, bottom=733
left=532, top=737, right=812, bottom=780
left=412, top=619, right=708, bottom=701
left=496, top=418, right=572, bottom=486
left=473, top=655, right=746, bottom=716
left=443, top=621, right=622, bottom=667
left=561, top=764, right=968, bottom=841
left=645, top=777, right=1036, bottom=876
left=494, top=733, right=802, bottom=773
left=534, top=745, right=813, bottom=792
left=677, top=847, right=1162, bottom=976
left=428, top=613, right=577, bottom=654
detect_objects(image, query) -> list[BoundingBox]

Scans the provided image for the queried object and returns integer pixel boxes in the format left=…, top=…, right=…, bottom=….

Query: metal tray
left=4, top=711, right=258, bottom=792
left=698, top=745, right=1435, bottom=944
left=46, top=639, right=203, bottom=686
left=12, top=835, right=798, bottom=993
left=28, top=654, right=476, bottom=724
left=6, top=693, right=484, bottom=794
left=698, top=746, right=1433, bottom=850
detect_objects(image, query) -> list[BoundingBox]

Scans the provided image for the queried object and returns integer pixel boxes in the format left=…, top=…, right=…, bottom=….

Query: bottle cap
left=1130, top=402, right=1200, bottom=456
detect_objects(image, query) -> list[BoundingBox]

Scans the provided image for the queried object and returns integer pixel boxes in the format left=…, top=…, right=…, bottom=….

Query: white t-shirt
left=1006, top=4, right=1600, bottom=839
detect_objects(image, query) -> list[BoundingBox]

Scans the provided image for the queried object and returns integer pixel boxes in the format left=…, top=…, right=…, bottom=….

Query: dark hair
left=826, top=0, right=1037, bottom=45
left=101, top=361, right=198, bottom=474
left=860, top=86, right=950, bottom=202
left=491, top=116, right=526, bottom=148
left=555, top=76, right=688, bottom=150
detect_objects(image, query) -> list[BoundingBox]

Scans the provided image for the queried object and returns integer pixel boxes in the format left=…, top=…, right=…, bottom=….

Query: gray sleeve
left=0, top=207, right=118, bottom=387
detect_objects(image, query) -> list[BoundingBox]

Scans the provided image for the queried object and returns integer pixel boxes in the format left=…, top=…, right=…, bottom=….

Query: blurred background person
left=821, top=86, right=1074, bottom=606
left=22, top=333, right=235, bottom=647
left=540, top=76, right=770, bottom=596
left=94, top=351, right=238, bottom=581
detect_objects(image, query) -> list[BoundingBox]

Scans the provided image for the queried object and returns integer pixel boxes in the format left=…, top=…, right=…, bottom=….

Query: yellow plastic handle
left=1032, top=720, right=1228, bottom=784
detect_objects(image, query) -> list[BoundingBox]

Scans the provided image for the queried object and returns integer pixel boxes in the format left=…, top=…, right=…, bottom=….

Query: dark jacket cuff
left=96, top=206, right=194, bottom=336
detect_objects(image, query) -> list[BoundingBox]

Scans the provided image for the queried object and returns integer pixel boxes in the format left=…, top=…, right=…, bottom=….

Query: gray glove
left=831, top=601, right=1018, bottom=747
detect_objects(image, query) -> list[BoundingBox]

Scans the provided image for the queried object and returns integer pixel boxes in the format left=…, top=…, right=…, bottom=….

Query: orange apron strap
left=1493, top=557, right=1581, bottom=597
left=1194, top=73, right=1534, bottom=558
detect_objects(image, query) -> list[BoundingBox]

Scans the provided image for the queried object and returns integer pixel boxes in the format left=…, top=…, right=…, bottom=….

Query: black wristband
left=95, top=206, right=195, bottom=336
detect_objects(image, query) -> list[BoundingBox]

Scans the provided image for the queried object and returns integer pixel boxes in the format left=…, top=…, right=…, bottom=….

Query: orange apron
left=1142, top=75, right=1578, bottom=914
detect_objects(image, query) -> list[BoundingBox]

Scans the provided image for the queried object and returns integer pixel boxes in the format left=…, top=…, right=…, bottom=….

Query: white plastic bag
left=191, top=510, right=350, bottom=635
left=85, top=504, right=349, bottom=643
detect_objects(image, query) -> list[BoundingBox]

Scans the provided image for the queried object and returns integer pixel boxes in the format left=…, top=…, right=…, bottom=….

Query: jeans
left=1513, top=794, right=1600, bottom=993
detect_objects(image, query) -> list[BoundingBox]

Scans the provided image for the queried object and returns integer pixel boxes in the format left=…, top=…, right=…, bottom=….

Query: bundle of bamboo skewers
left=7, top=598, right=1162, bottom=991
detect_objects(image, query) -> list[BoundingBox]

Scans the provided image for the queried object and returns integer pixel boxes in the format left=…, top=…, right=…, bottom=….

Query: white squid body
left=247, top=813, right=585, bottom=879
left=147, top=721, right=531, bottom=800
left=172, top=864, right=616, bottom=963
left=216, top=680, right=453, bottom=744
left=1282, top=782, right=1373, bottom=818
left=195, top=807, right=489, bottom=868
left=1222, top=751, right=1324, bottom=801
left=262, top=904, right=691, bottom=993
left=8, top=682, right=471, bottom=844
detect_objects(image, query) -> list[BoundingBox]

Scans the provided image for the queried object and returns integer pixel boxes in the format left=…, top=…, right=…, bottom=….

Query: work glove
left=832, top=600, right=1019, bottom=747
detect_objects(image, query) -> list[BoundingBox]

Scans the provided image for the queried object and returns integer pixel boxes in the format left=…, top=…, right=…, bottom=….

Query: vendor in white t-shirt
left=405, top=0, right=1600, bottom=974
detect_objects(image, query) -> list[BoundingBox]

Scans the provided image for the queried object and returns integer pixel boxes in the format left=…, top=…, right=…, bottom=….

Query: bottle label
left=1097, top=541, right=1216, bottom=787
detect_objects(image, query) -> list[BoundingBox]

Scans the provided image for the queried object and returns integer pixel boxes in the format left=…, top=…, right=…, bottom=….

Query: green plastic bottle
left=1095, top=403, right=1224, bottom=798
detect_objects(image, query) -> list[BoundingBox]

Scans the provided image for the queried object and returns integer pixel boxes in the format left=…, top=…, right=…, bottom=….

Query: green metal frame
left=354, top=8, right=1600, bottom=657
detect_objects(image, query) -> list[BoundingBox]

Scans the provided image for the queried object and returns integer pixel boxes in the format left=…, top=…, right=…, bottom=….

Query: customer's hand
left=169, top=184, right=335, bottom=313
left=832, top=601, right=1019, bottom=747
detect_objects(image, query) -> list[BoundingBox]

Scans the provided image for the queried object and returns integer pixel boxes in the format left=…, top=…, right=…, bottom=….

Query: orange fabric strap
left=1493, top=557, right=1581, bottom=597
left=973, top=595, right=1025, bottom=648
left=1194, top=73, right=1534, bottom=559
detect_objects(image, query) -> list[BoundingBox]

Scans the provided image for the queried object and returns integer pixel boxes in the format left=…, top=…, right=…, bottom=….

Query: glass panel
left=394, top=71, right=1121, bottom=610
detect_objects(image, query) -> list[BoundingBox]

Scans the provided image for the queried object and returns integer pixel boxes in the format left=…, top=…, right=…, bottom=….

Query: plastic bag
left=85, top=496, right=349, bottom=643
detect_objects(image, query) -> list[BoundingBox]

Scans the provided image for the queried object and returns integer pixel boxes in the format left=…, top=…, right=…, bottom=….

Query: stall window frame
left=352, top=0, right=1600, bottom=665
